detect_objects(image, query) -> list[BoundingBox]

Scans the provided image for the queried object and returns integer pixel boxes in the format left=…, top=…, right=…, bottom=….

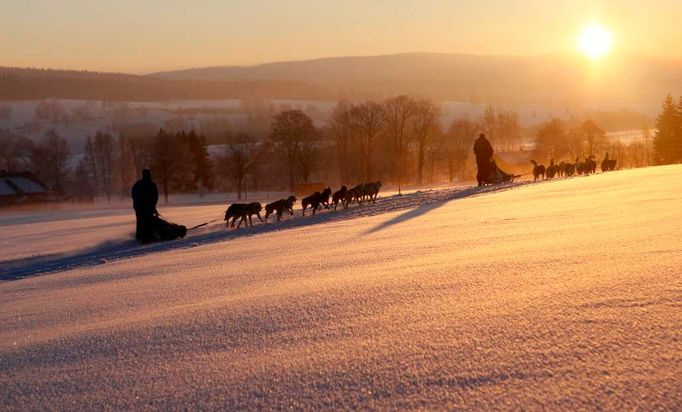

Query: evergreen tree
left=653, top=95, right=682, bottom=164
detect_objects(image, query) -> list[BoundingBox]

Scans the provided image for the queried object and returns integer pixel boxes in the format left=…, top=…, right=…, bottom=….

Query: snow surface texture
left=1, top=166, right=681, bottom=410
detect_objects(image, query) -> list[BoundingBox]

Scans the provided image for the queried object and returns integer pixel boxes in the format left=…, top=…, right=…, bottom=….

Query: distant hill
left=150, top=52, right=682, bottom=105
left=2, top=53, right=680, bottom=105
left=0, top=67, right=331, bottom=101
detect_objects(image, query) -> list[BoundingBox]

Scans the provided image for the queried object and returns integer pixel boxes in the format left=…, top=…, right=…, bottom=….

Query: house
left=0, top=171, right=50, bottom=206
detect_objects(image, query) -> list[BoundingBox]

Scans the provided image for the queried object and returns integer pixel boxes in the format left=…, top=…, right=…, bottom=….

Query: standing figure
left=473, top=133, right=494, bottom=187
left=131, top=168, right=159, bottom=243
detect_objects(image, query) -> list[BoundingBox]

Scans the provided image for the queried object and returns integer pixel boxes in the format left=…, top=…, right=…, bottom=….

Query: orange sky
left=1, top=0, right=680, bottom=73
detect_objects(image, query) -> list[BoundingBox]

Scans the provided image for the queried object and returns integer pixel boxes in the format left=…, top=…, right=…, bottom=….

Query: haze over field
left=1, top=166, right=681, bottom=409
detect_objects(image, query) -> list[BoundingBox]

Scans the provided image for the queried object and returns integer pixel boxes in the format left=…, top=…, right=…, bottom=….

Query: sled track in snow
left=1, top=181, right=535, bottom=281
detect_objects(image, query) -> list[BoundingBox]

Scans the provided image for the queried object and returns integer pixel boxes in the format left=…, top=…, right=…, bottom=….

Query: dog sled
left=481, top=160, right=520, bottom=185
left=143, top=215, right=187, bottom=243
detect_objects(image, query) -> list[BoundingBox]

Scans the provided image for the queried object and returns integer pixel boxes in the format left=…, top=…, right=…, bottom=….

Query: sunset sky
left=1, top=0, right=681, bottom=73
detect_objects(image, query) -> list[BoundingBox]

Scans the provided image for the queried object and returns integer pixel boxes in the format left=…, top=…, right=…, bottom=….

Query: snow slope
left=1, top=166, right=681, bottom=410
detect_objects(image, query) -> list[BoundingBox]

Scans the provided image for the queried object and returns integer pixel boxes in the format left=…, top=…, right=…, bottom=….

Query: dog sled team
left=132, top=133, right=619, bottom=240
left=530, top=152, right=617, bottom=181
left=224, top=181, right=382, bottom=228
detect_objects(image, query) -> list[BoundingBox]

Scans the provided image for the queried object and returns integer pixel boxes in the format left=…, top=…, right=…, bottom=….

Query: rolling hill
left=2, top=53, right=680, bottom=105
left=150, top=52, right=682, bottom=105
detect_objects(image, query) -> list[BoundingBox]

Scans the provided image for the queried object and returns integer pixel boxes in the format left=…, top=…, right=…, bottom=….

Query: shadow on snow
left=1, top=181, right=531, bottom=282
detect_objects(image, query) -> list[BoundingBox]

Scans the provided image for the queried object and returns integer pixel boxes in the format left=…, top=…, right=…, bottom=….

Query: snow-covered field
left=1, top=166, right=681, bottom=409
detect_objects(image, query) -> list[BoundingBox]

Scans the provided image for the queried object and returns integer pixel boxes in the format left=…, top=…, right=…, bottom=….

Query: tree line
left=533, top=94, right=682, bottom=168
left=0, top=67, right=330, bottom=101
left=2, top=94, right=679, bottom=203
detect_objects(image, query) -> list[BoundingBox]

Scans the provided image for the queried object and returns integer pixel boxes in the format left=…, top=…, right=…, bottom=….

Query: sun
left=577, top=24, right=613, bottom=59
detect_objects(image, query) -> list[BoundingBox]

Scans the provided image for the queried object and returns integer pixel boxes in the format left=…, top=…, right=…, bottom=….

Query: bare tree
left=442, top=118, right=478, bottom=182
left=351, top=101, right=384, bottom=182
left=31, top=129, right=71, bottom=192
left=382, top=95, right=417, bottom=194
left=83, top=137, right=99, bottom=196
left=297, top=127, right=319, bottom=184
left=412, top=99, right=441, bottom=185
left=150, top=129, right=189, bottom=204
left=223, top=132, right=260, bottom=200
left=0, top=133, right=33, bottom=172
left=81, top=132, right=115, bottom=200
left=496, top=110, right=521, bottom=151
left=480, top=106, right=521, bottom=151
left=577, top=119, right=607, bottom=156
left=328, top=101, right=354, bottom=184
left=117, top=135, right=136, bottom=198
left=93, top=132, right=115, bottom=200
left=269, top=109, right=318, bottom=191
left=481, top=105, right=497, bottom=145
left=535, top=118, right=567, bottom=161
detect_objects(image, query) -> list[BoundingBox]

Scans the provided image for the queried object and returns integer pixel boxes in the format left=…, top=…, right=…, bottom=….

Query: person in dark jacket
left=473, top=133, right=494, bottom=186
left=131, top=168, right=159, bottom=243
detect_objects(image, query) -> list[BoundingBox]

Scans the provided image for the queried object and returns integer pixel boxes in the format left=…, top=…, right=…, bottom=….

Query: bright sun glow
left=577, top=24, right=614, bottom=59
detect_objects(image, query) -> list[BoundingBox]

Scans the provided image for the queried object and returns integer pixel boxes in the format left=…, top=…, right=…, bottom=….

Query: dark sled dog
left=530, top=160, right=546, bottom=181
left=225, top=202, right=263, bottom=228
left=576, top=156, right=597, bottom=175
left=301, top=187, right=331, bottom=216
left=331, top=186, right=347, bottom=210
left=346, top=184, right=366, bottom=206
left=344, top=186, right=362, bottom=208
left=265, top=196, right=297, bottom=221
left=225, top=203, right=246, bottom=228
left=546, top=159, right=558, bottom=179
left=601, top=153, right=617, bottom=172
left=244, top=202, right=264, bottom=226
left=362, top=181, right=382, bottom=203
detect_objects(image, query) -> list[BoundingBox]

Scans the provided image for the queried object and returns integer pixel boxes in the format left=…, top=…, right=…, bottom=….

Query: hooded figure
left=473, top=133, right=494, bottom=186
left=131, top=168, right=159, bottom=243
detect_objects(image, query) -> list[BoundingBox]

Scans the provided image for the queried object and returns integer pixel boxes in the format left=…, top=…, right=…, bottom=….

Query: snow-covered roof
left=0, top=179, right=15, bottom=196
left=0, top=173, right=49, bottom=198
left=11, top=176, right=47, bottom=194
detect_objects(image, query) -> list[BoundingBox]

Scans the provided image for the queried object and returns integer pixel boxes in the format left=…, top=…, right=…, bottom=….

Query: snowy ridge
left=1, top=181, right=531, bottom=281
